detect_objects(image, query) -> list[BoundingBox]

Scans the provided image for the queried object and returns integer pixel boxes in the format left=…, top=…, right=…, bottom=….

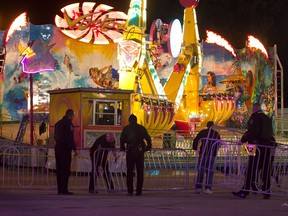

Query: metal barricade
left=90, top=148, right=191, bottom=192
left=144, top=148, right=190, bottom=191
left=0, top=140, right=288, bottom=197
left=1, top=145, right=49, bottom=188
left=1, top=146, right=192, bottom=192
left=194, top=139, right=288, bottom=197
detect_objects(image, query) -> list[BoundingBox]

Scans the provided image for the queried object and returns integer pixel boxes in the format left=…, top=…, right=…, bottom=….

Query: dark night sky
left=1, top=0, right=288, bottom=105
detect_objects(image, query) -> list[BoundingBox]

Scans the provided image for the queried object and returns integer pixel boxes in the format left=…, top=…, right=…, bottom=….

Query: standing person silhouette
left=120, top=114, right=152, bottom=196
left=89, top=133, right=116, bottom=193
left=232, top=103, right=273, bottom=199
left=54, top=109, right=78, bottom=195
left=193, top=121, right=221, bottom=194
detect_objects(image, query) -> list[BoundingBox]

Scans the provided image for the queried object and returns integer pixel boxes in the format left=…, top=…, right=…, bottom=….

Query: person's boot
left=232, top=191, right=247, bottom=199
left=263, top=191, right=271, bottom=199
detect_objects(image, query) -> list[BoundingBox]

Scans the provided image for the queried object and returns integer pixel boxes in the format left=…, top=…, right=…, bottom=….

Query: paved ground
left=0, top=189, right=288, bottom=216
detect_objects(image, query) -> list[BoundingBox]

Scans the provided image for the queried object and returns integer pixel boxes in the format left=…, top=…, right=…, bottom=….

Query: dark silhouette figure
left=232, top=103, right=274, bottom=199
left=54, top=109, right=78, bottom=195
left=193, top=121, right=221, bottom=194
left=120, top=114, right=152, bottom=196
left=89, top=133, right=116, bottom=193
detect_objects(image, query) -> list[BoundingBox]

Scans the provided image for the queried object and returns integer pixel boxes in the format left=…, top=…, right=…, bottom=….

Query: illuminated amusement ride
left=0, top=0, right=282, bottom=148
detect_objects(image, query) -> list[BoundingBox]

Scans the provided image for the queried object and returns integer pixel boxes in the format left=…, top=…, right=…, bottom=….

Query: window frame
left=88, top=99, right=122, bottom=126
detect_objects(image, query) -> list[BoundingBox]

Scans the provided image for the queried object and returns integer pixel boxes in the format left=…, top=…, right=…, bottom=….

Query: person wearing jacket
left=89, top=133, right=116, bottom=193
left=232, top=103, right=273, bottom=199
left=193, top=121, right=221, bottom=194
left=120, top=114, right=152, bottom=196
left=54, top=109, right=78, bottom=195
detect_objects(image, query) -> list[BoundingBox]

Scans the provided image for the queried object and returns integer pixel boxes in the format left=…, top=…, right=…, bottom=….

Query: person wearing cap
left=89, top=133, right=116, bottom=193
left=232, top=103, right=273, bottom=199
left=120, top=114, right=152, bottom=196
left=193, top=121, right=221, bottom=194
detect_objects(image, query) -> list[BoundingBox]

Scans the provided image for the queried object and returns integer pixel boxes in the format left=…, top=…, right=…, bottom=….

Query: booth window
left=88, top=99, right=122, bottom=126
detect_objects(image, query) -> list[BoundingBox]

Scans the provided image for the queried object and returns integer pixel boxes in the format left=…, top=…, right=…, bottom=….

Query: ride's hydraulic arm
left=164, top=7, right=201, bottom=121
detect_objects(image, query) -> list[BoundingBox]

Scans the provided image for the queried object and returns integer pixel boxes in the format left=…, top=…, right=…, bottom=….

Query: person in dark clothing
left=89, top=133, right=116, bottom=193
left=120, top=114, right=152, bottom=196
left=54, top=109, right=78, bottom=195
left=232, top=103, right=274, bottom=199
left=193, top=121, right=221, bottom=194
left=270, top=136, right=279, bottom=184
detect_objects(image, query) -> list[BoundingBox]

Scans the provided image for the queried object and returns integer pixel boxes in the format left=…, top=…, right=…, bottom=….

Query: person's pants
left=196, top=155, right=216, bottom=190
left=55, top=146, right=72, bottom=193
left=241, top=149, right=272, bottom=195
left=89, top=153, right=114, bottom=191
left=126, top=151, right=144, bottom=194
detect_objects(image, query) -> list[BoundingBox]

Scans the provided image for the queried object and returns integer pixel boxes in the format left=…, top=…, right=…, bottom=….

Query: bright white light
left=169, top=19, right=182, bottom=58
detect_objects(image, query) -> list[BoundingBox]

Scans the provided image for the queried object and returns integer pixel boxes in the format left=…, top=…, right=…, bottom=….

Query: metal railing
left=194, top=140, right=288, bottom=197
left=1, top=141, right=288, bottom=197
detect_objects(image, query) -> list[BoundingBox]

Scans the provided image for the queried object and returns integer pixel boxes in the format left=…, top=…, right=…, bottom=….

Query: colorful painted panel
left=1, top=23, right=120, bottom=120
left=199, top=42, right=275, bottom=128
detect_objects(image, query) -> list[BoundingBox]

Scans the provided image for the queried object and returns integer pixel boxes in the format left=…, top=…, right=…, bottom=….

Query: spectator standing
left=120, top=114, right=152, bottom=196
left=89, top=133, right=116, bottom=193
left=232, top=103, right=273, bottom=199
left=54, top=109, right=78, bottom=195
left=193, top=121, right=221, bottom=194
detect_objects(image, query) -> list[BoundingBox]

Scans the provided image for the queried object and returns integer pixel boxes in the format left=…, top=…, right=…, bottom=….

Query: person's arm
left=144, top=128, right=152, bottom=151
left=192, top=134, right=200, bottom=151
left=120, top=128, right=126, bottom=151
left=62, top=120, right=77, bottom=153
left=90, top=137, right=100, bottom=154
left=70, top=126, right=77, bottom=152
left=202, top=85, right=207, bottom=93
left=70, top=126, right=78, bottom=156
left=67, top=122, right=78, bottom=155
left=111, top=140, right=116, bottom=149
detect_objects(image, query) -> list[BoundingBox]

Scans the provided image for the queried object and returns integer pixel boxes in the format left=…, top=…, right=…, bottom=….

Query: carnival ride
left=0, top=0, right=278, bottom=144
left=114, top=0, right=237, bottom=134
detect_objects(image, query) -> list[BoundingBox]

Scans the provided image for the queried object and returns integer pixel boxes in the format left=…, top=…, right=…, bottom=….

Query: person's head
left=252, top=103, right=262, bottom=113
left=206, top=121, right=214, bottom=128
left=106, top=133, right=115, bottom=143
left=89, top=68, right=94, bottom=77
left=65, top=109, right=75, bottom=121
left=235, top=85, right=243, bottom=94
left=207, top=71, right=216, bottom=86
left=128, top=114, right=137, bottom=124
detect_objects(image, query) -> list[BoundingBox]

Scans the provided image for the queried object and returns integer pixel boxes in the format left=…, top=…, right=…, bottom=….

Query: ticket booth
left=48, top=88, right=134, bottom=148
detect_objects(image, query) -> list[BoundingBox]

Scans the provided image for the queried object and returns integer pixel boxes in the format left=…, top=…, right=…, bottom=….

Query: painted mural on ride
left=0, top=0, right=275, bottom=133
